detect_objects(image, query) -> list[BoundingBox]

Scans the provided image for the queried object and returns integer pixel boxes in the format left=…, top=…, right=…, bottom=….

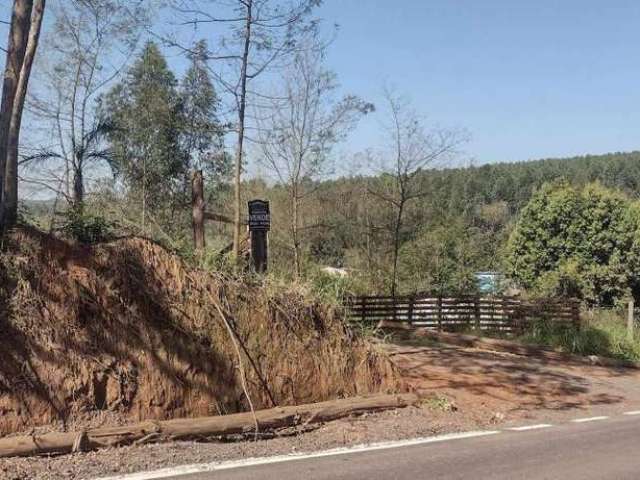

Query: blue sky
left=315, top=0, right=640, bottom=164
left=4, top=0, right=640, bottom=169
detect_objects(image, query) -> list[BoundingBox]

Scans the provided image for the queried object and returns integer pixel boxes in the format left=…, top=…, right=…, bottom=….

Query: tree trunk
left=0, top=0, right=32, bottom=229
left=391, top=201, right=404, bottom=297
left=292, top=189, right=301, bottom=277
left=232, top=0, right=252, bottom=259
left=3, top=0, right=45, bottom=227
left=364, top=187, right=373, bottom=272
left=71, top=163, right=84, bottom=210
left=0, top=393, right=418, bottom=458
left=192, top=170, right=205, bottom=251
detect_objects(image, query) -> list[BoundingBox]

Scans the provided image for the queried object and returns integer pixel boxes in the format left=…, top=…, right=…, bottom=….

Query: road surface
left=161, top=414, right=640, bottom=480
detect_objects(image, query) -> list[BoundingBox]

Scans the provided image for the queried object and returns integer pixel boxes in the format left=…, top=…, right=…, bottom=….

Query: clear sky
left=315, top=0, right=640, bottom=164
left=3, top=0, right=640, bottom=168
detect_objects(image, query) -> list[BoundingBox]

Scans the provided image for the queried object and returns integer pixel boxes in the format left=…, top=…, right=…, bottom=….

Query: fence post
left=407, top=296, right=414, bottom=327
left=628, top=299, right=635, bottom=340
left=437, top=297, right=442, bottom=331
left=474, top=296, right=481, bottom=331
left=361, top=297, right=367, bottom=325
left=572, top=300, right=581, bottom=331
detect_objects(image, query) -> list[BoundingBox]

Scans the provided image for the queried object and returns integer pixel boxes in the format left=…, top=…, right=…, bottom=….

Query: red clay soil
left=0, top=227, right=400, bottom=436
left=385, top=340, right=640, bottom=423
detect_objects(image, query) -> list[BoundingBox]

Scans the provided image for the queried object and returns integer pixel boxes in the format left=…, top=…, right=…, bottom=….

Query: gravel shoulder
left=4, top=338, right=640, bottom=480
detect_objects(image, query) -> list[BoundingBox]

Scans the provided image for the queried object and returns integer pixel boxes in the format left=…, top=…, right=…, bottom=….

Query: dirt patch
left=385, top=339, right=640, bottom=422
left=0, top=226, right=400, bottom=436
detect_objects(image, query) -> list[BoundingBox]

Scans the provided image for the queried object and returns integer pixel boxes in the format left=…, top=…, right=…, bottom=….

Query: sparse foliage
left=257, top=43, right=373, bottom=275
left=368, top=89, right=468, bottom=295
left=171, top=0, right=324, bottom=259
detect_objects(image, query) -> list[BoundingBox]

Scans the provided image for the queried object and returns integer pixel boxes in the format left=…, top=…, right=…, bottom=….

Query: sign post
left=248, top=199, right=270, bottom=273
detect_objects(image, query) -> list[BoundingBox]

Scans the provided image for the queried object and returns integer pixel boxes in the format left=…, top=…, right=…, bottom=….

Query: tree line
left=3, top=0, right=640, bottom=307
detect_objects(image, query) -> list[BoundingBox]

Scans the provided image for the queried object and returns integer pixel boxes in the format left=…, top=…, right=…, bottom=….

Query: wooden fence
left=344, top=295, right=581, bottom=333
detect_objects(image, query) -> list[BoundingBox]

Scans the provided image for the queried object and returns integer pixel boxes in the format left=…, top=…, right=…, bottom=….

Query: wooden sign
left=248, top=200, right=270, bottom=231
left=248, top=199, right=269, bottom=272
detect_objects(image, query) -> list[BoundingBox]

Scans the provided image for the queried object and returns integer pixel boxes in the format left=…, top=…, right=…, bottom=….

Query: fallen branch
left=0, top=393, right=418, bottom=458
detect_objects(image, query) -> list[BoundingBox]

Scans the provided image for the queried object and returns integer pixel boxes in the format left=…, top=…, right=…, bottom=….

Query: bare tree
left=369, top=89, right=468, bottom=296
left=257, top=45, right=372, bottom=276
left=22, top=0, right=148, bottom=213
left=171, top=0, right=322, bottom=259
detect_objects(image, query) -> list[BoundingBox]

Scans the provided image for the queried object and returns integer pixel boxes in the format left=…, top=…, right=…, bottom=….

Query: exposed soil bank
left=0, top=227, right=400, bottom=436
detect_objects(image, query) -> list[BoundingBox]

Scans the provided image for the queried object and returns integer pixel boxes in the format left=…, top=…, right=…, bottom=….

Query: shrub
left=60, top=208, right=116, bottom=244
left=519, top=310, right=640, bottom=362
left=506, top=181, right=640, bottom=306
left=306, top=267, right=352, bottom=305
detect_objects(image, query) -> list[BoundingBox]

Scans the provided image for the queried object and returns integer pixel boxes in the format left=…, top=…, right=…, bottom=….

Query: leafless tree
left=22, top=0, right=148, bottom=213
left=256, top=44, right=372, bottom=276
left=369, top=89, right=468, bottom=296
left=170, top=0, right=322, bottom=259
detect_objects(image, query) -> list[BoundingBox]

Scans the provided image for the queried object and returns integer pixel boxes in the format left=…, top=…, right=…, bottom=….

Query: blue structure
left=475, top=271, right=504, bottom=295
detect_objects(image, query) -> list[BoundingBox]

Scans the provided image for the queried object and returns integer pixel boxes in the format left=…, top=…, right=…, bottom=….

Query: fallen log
left=0, top=393, right=418, bottom=458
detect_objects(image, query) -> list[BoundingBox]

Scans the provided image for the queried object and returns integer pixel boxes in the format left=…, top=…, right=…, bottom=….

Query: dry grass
left=0, top=226, right=402, bottom=436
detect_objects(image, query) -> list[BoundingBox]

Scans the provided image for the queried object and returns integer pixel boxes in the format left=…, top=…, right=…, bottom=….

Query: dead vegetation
left=0, top=226, right=401, bottom=436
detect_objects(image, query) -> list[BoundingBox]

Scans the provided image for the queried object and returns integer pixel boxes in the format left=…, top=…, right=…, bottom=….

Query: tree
left=257, top=45, right=373, bottom=276
left=506, top=181, right=640, bottom=306
left=398, top=220, right=482, bottom=296
left=101, top=41, right=186, bottom=229
left=22, top=0, right=148, bottom=212
left=171, top=0, right=322, bottom=258
left=0, top=0, right=45, bottom=229
left=368, top=89, right=467, bottom=296
left=180, top=39, right=230, bottom=186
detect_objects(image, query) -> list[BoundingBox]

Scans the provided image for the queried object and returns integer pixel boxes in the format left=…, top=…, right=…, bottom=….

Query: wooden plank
left=344, top=295, right=581, bottom=333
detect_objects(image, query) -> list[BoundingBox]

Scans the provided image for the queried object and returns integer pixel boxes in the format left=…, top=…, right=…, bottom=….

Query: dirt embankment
left=0, top=227, right=400, bottom=435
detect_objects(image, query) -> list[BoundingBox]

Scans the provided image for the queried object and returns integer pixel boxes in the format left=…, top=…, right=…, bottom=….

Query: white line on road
left=507, top=424, right=553, bottom=431
left=571, top=416, right=609, bottom=423
left=623, top=411, right=640, bottom=415
left=94, top=430, right=501, bottom=480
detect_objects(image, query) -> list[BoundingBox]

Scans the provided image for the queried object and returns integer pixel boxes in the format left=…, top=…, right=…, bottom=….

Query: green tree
left=398, top=220, right=482, bottom=296
left=506, top=181, right=640, bottom=306
left=180, top=39, right=230, bottom=184
left=101, top=41, right=186, bottom=229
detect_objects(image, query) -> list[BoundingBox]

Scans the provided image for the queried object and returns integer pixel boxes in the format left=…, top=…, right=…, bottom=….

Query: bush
left=306, top=267, right=352, bottom=305
left=506, top=181, right=640, bottom=306
left=60, top=208, right=116, bottom=244
left=519, top=310, right=640, bottom=362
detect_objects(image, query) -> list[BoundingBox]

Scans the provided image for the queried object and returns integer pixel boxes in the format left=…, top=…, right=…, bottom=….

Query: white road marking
left=571, top=416, right=609, bottom=423
left=507, top=424, right=553, bottom=431
left=623, top=411, right=640, bottom=416
left=93, top=430, right=501, bottom=480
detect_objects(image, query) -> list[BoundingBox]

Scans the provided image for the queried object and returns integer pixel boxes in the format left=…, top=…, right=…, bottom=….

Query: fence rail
left=344, top=295, right=580, bottom=333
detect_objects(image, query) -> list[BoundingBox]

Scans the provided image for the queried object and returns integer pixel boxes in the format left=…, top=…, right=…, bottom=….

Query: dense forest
left=256, top=151, right=640, bottom=296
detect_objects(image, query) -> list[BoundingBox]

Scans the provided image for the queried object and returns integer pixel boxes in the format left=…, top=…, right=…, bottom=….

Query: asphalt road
left=167, top=415, right=640, bottom=480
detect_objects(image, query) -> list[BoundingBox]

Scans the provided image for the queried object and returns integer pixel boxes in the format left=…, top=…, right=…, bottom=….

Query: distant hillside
left=418, top=151, right=640, bottom=217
